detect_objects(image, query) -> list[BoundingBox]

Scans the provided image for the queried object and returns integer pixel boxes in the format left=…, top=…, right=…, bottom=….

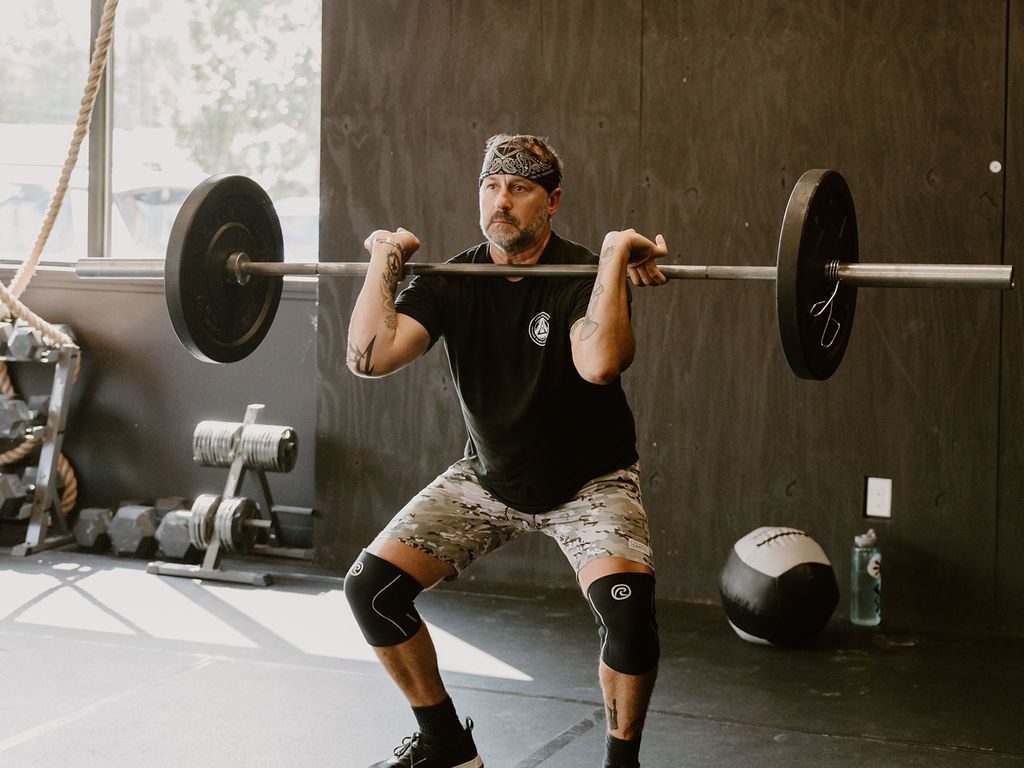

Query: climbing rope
left=0, top=0, right=121, bottom=514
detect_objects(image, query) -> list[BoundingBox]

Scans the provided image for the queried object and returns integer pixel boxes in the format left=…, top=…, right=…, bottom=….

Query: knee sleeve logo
left=348, top=561, right=364, bottom=577
left=611, top=584, right=632, bottom=600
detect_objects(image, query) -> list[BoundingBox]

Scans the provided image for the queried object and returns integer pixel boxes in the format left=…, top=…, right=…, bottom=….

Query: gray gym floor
left=1, top=551, right=1021, bottom=768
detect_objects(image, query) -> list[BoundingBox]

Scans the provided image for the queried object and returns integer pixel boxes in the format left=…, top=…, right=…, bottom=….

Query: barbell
left=74, top=170, right=1014, bottom=379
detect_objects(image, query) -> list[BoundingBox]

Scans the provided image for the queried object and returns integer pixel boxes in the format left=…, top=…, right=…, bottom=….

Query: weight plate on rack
left=776, top=169, right=859, bottom=380
left=166, top=175, right=284, bottom=364
left=188, top=493, right=220, bottom=550
left=216, top=496, right=258, bottom=554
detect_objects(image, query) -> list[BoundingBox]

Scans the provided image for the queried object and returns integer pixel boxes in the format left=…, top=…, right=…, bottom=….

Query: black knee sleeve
left=587, top=572, right=660, bottom=675
left=343, top=550, right=424, bottom=647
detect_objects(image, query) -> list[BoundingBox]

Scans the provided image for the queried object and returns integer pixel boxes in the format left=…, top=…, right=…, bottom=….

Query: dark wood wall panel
left=318, top=1, right=1015, bottom=630
left=999, top=0, right=1024, bottom=635
left=636, top=2, right=1006, bottom=627
left=317, top=0, right=644, bottom=579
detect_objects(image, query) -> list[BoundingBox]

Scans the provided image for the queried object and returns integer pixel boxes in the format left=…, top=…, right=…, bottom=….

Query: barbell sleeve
left=75, top=259, right=165, bottom=279
left=835, top=263, right=1014, bottom=290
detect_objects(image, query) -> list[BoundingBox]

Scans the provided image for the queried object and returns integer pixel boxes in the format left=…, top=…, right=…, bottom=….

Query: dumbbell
left=109, top=504, right=159, bottom=558
left=151, top=497, right=192, bottom=561
left=0, top=473, right=27, bottom=518
left=6, top=321, right=76, bottom=361
left=73, top=507, right=115, bottom=551
left=27, top=394, right=50, bottom=428
left=155, top=507, right=203, bottom=563
left=0, top=321, right=15, bottom=356
left=0, top=395, right=32, bottom=439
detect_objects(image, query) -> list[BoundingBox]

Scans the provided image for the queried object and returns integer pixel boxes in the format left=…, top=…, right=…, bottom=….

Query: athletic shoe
left=369, top=717, right=483, bottom=767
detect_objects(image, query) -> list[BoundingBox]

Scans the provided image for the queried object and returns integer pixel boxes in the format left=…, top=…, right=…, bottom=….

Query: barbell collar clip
left=226, top=251, right=252, bottom=286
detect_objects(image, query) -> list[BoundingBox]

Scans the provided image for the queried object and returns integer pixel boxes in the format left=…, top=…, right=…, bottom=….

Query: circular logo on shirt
left=529, top=311, right=550, bottom=346
left=348, top=561, right=363, bottom=577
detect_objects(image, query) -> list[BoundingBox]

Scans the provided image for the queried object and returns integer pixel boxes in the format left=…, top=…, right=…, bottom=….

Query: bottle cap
left=855, top=528, right=878, bottom=547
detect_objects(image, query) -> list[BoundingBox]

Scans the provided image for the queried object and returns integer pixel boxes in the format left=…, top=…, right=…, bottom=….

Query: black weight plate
left=166, top=175, right=284, bottom=363
left=776, top=169, right=858, bottom=380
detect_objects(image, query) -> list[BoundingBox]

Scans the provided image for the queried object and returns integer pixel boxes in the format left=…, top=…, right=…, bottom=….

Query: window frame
left=87, top=0, right=113, bottom=260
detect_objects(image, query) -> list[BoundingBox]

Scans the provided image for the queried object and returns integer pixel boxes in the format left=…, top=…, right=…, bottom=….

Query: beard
left=480, top=206, right=550, bottom=253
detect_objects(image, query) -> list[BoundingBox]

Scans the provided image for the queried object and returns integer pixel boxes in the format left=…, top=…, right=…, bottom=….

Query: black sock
left=412, top=696, right=462, bottom=743
left=605, top=733, right=641, bottom=768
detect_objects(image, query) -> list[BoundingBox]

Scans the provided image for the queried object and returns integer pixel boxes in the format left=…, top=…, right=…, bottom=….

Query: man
left=344, top=134, right=668, bottom=768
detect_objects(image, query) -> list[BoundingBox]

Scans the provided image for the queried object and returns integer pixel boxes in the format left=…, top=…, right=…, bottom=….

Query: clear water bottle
left=850, top=529, right=881, bottom=626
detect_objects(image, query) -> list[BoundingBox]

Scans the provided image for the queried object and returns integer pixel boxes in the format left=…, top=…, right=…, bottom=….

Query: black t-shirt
left=395, top=232, right=639, bottom=513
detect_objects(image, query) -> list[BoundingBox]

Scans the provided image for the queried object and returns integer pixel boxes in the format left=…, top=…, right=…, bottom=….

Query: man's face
left=479, top=174, right=559, bottom=253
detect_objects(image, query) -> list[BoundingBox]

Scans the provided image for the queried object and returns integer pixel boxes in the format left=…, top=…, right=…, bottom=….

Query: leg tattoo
left=607, top=697, right=619, bottom=731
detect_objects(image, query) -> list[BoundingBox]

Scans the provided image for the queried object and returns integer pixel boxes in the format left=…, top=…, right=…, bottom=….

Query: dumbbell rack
left=148, top=403, right=289, bottom=586
left=2, top=345, right=79, bottom=556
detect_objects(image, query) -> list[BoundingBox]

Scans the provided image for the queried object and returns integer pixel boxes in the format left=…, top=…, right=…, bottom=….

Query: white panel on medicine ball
left=733, top=526, right=832, bottom=578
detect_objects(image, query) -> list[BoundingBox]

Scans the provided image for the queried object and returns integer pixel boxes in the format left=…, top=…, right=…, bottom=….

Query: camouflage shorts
left=374, top=459, right=654, bottom=576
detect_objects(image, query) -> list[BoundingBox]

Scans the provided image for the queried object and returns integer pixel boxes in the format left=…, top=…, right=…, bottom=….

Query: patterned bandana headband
left=478, top=142, right=561, bottom=192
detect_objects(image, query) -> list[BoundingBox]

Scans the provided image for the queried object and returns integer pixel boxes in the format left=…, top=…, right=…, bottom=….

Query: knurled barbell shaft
left=249, top=261, right=782, bottom=281
left=71, top=259, right=778, bottom=281
left=74, top=257, right=1014, bottom=290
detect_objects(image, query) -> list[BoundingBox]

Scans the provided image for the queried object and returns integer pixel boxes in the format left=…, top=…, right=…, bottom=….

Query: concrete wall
left=5, top=269, right=317, bottom=513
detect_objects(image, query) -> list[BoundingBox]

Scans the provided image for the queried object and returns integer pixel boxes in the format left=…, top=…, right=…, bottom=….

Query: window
left=0, top=1, right=91, bottom=261
left=0, top=0, right=321, bottom=264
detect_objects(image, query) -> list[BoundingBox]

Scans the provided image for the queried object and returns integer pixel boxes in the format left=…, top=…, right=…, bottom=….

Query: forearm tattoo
left=348, top=247, right=403, bottom=375
left=347, top=336, right=377, bottom=376
left=379, top=249, right=403, bottom=330
left=580, top=245, right=614, bottom=340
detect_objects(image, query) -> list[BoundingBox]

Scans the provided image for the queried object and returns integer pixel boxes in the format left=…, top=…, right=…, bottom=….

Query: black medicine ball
left=718, top=526, right=839, bottom=645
